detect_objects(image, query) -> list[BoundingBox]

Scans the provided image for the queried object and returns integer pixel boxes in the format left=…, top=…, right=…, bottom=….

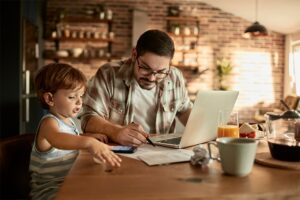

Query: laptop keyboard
left=159, top=137, right=182, bottom=144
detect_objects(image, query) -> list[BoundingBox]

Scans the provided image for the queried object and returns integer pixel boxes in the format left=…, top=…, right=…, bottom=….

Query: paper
left=138, top=149, right=193, bottom=166
left=116, top=144, right=172, bottom=159
left=116, top=144, right=194, bottom=166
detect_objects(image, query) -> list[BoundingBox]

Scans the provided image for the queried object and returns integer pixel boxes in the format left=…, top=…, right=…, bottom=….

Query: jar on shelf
left=109, top=32, right=115, bottom=39
left=51, top=30, right=57, bottom=39
left=98, top=49, right=105, bottom=57
left=85, top=31, right=92, bottom=39
left=174, top=25, right=180, bottom=35
left=71, top=30, right=77, bottom=38
left=99, top=12, right=105, bottom=19
left=83, top=49, right=89, bottom=58
left=101, top=32, right=107, bottom=39
left=106, top=9, right=113, bottom=20
left=184, top=26, right=191, bottom=36
left=193, top=26, right=199, bottom=35
left=64, top=26, right=70, bottom=38
left=78, top=29, right=84, bottom=39
left=93, top=31, right=100, bottom=39
left=56, top=24, right=63, bottom=38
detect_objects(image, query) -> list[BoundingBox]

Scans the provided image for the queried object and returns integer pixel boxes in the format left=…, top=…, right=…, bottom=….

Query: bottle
left=193, top=26, right=199, bottom=35
left=106, top=9, right=113, bottom=20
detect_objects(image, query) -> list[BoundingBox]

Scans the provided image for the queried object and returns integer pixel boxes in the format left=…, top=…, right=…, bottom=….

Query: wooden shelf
left=43, top=56, right=115, bottom=64
left=46, top=37, right=115, bottom=43
left=43, top=54, right=118, bottom=62
left=173, top=64, right=198, bottom=72
left=173, top=64, right=209, bottom=75
left=59, top=16, right=112, bottom=24
left=175, top=49, right=199, bottom=53
left=168, top=33, right=199, bottom=38
left=45, top=15, right=114, bottom=63
left=172, top=63, right=197, bottom=68
left=166, top=16, right=199, bottom=22
left=166, top=16, right=201, bottom=71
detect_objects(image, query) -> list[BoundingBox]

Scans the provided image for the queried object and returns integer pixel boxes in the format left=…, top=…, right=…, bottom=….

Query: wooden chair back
left=279, top=95, right=300, bottom=111
left=0, top=134, right=34, bottom=199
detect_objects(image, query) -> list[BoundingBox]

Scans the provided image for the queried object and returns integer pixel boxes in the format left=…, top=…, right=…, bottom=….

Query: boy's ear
left=43, top=92, right=54, bottom=107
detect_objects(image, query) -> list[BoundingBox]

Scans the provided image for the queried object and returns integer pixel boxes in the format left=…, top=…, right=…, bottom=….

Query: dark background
left=0, top=0, right=45, bottom=138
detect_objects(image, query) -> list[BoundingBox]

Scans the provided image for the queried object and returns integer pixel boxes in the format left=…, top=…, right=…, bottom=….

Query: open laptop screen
left=152, top=90, right=239, bottom=148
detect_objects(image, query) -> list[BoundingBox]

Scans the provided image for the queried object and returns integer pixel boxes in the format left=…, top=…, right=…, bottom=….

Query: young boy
left=29, top=63, right=122, bottom=200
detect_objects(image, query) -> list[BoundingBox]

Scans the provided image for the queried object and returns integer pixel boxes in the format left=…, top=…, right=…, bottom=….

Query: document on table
left=117, top=144, right=193, bottom=166
left=138, top=149, right=193, bottom=166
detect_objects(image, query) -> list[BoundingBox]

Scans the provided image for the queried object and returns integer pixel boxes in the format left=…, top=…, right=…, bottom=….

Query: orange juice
left=217, top=125, right=239, bottom=138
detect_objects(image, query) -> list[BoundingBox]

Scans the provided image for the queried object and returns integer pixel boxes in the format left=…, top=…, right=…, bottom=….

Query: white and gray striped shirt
left=29, top=113, right=79, bottom=200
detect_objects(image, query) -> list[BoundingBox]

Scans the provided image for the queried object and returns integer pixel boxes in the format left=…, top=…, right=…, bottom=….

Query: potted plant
left=216, top=58, right=233, bottom=90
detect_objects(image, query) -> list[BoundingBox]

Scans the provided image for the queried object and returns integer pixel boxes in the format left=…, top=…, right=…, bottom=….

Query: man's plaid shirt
left=80, top=58, right=192, bottom=134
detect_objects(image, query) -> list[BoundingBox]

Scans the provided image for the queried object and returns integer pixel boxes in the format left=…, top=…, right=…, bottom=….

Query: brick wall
left=45, top=0, right=285, bottom=122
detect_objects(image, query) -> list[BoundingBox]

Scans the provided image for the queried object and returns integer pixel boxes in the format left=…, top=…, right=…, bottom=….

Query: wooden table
left=56, top=141, right=300, bottom=200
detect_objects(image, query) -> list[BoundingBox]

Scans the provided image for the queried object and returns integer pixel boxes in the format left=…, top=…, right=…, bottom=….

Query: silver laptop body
left=151, top=90, right=239, bottom=148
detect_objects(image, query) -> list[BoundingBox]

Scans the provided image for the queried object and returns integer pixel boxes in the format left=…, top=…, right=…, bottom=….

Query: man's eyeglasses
left=136, top=58, right=169, bottom=79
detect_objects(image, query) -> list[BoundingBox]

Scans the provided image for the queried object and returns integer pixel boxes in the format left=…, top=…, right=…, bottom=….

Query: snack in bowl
left=239, top=123, right=264, bottom=139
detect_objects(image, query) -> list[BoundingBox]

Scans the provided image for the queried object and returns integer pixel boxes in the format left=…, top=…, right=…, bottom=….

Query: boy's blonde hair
left=35, top=63, right=87, bottom=109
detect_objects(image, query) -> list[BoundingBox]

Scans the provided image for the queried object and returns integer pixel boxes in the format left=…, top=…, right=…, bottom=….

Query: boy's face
left=46, top=86, right=85, bottom=120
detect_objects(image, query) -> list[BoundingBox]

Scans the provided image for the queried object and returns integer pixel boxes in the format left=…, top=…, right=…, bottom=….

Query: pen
left=131, top=122, right=156, bottom=147
left=146, top=136, right=156, bottom=147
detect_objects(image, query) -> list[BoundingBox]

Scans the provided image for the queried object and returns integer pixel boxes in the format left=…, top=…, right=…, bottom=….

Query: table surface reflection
left=56, top=141, right=300, bottom=200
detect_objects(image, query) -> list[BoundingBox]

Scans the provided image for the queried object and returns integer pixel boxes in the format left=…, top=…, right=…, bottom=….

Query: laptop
left=151, top=90, right=239, bottom=148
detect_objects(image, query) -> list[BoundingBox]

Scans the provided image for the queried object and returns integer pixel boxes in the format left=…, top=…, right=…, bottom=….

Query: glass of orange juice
left=217, top=110, right=239, bottom=138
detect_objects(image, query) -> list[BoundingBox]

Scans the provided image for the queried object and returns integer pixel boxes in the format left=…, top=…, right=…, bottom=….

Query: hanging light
left=243, top=0, right=268, bottom=38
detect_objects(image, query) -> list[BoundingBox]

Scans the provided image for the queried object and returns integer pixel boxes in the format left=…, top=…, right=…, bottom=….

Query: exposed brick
left=45, top=0, right=285, bottom=122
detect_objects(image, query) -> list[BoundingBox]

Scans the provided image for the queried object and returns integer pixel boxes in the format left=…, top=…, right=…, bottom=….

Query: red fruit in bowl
left=247, top=132, right=256, bottom=138
left=240, top=133, right=247, bottom=138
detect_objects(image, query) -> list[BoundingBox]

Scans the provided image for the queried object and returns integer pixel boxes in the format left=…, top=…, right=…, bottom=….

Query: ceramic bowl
left=71, top=48, right=83, bottom=57
left=56, top=50, right=69, bottom=57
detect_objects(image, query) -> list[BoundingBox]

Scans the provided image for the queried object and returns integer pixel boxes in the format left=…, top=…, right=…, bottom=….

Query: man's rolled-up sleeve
left=79, top=67, right=112, bottom=131
left=176, top=69, right=193, bottom=114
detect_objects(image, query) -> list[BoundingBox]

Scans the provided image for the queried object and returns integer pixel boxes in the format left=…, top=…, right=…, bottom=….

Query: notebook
left=151, top=90, right=239, bottom=148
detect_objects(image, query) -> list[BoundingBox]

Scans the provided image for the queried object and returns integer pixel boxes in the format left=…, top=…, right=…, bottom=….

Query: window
left=292, top=42, right=300, bottom=96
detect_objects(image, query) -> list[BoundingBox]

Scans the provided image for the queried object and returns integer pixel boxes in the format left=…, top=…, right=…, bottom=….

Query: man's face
left=134, top=52, right=171, bottom=90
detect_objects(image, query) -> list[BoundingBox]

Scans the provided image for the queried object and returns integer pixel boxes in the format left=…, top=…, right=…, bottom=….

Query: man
left=80, top=29, right=192, bottom=147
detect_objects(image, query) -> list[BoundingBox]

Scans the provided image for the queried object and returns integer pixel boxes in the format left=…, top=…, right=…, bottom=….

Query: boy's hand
left=88, top=138, right=122, bottom=168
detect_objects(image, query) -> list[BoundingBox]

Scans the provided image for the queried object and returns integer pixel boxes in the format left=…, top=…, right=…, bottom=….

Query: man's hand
left=115, top=123, right=148, bottom=147
left=83, top=116, right=148, bottom=147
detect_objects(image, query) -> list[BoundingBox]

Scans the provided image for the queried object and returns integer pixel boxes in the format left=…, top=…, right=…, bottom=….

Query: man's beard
left=139, top=78, right=157, bottom=90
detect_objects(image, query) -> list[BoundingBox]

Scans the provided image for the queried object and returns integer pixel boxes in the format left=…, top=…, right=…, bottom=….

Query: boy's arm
left=37, top=117, right=121, bottom=167
left=39, top=117, right=94, bottom=151
left=81, top=133, right=108, bottom=143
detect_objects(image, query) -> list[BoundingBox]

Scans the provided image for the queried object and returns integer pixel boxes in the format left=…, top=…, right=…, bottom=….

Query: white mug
left=208, top=137, right=258, bottom=176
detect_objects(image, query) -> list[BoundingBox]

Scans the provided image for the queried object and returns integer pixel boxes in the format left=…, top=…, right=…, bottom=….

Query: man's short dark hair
left=136, top=29, right=175, bottom=58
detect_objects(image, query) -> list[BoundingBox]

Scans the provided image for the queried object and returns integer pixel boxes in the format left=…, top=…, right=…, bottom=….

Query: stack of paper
left=138, top=149, right=193, bottom=166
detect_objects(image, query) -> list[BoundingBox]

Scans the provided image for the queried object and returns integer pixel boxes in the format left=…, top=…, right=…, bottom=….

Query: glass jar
left=265, top=110, right=300, bottom=161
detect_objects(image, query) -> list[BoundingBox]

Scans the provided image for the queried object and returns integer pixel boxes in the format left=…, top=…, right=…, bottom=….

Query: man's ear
left=43, top=92, right=54, bottom=107
left=131, top=48, right=137, bottom=60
